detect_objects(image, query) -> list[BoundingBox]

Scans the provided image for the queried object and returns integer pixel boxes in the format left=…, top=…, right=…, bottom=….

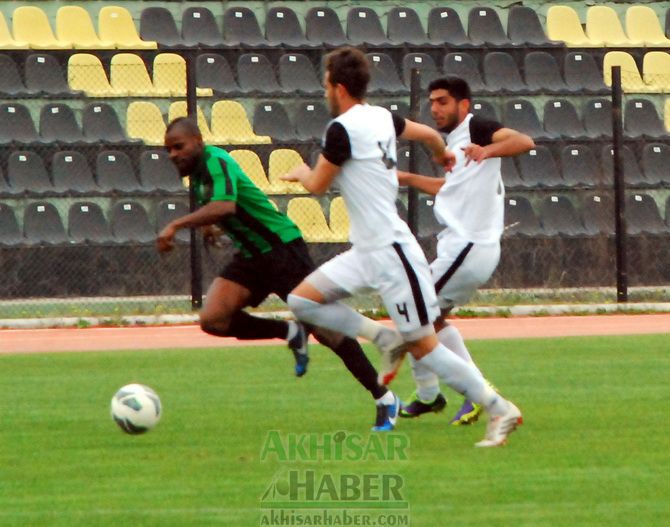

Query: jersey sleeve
left=322, top=121, right=352, bottom=166
left=469, top=115, right=503, bottom=147
left=391, top=113, right=406, bottom=137
left=205, top=156, right=238, bottom=201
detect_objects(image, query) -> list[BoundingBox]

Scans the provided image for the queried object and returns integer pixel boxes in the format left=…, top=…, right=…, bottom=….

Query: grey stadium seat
left=23, top=202, right=68, bottom=244
left=624, top=99, right=667, bottom=139
left=39, top=103, right=84, bottom=143
left=626, top=193, right=665, bottom=234
left=517, top=146, right=565, bottom=188
left=266, top=7, right=311, bottom=47
left=223, top=7, right=268, bottom=47
left=139, top=150, right=185, bottom=193
left=237, top=53, right=281, bottom=94
left=483, top=52, right=527, bottom=93
left=110, top=201, right=154, bottom=243
left=7, top=151, right=53, bottom=195
left=346, top=7, right=390, bottom=46
left=367, top=52, right=405, bottom=94
left=0, top=203, right=22, bottom=246
left=278, top=53, right=322, bottom=95
left=0, top=103, right=39, bottom=144
left=156, top=200, right=190, bottom=243
left=294, top=101, right=330, bottom=141
left=559, top=145, right=600, bottom=188
left=52, top=151, right=99, bottom=195
left=564, top=53, right=609, bottom=94
left=641, top=143, right=670, bottom=186
left=387, top=7, right=429, bottom=46
left=538, top=195, right=587, bottom=236
left=503, top=99, right=546, bottom=139
left=543, top=99, right=586, bottom=139
left=505, top=196, right=543, bottom=236
left=182, top=7, right=224, bottom=47
left=196, top=54, right=240, bottom=95
left=253, top=101, right=296, bottom=142
left=468, top=7, right=512, bottom=47
left=402, top=53, right=439, bottom=89
left=427, top=7, right=471, bottom=47
left=140, top=7, right=184, bottom=47
left=508, top=6, right=561, bottom=47
left=443, top=52, right=487, bottom=94
left=25, top=53, right=73, bottom=96
left=305, top=7, right=347, bottom=47
left=82, top=103, right=129, bottom=143
left=580, top=194, right=614, bottom=236
left=0, top=54, right=30, bottom=95
left=96, top=151, right=143, bottom=193
left=582, top=99, right=613, bottom=139
left=68, top=202, right=112, bottom=243
left=524, top=52, right=570, bottom=93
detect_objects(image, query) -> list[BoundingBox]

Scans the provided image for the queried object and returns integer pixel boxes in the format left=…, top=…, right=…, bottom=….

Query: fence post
left=185, top=50, right=203, bottom=310
left=611, top=65, right=628, bottom=303
left=406, top=68, right=421, bottom=235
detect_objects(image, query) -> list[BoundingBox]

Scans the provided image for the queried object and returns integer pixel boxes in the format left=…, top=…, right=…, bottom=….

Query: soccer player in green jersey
left=157, top=117, right=400, bottom=431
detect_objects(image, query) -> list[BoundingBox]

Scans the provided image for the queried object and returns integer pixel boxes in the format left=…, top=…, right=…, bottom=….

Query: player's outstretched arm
left=462, top=128, right=535, bottom=166
left=397, top=170, right=443, bottom=196
left=157, top=201, right=235, bottom=252
left=281, top=156, right=340, bottom=196
left=398, top=119, right=456, bottom=172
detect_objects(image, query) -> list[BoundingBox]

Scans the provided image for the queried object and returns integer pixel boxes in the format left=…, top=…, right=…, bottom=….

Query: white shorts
left=431, top=234, right=500, bottom=309
left=313, top=239, right=440, bottom=340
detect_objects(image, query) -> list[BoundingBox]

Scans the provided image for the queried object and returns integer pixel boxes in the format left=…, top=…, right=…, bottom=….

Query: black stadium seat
left=468, top=7, right=512, bottom=47
left=387, top=7, right=429, bottom=46
left=139, top=150, right=184, bottom=193
left=346, top=7, right=390, bottom=46
left=182, top=7, right=224, bottom=47
left=582, top=99, right=613, bottom=139
left=517, top=146, right=565, bottom=188
left=443, top=53, right=487, bottom=93
left=539, top=195, right=587, bottom=236
left=110, top=201, right=154, bottom=243
left=39, top=103, right=85, bottom=143
left=25, top=53, right=73, bottom=96
left=427, top=7, right=471, bottom=47
left=626, top=193, right=666, bottom=234
left=543, top=99, right=586, bottom=139
left=23, top=202, right=68, bottom=244
left=96, top=151, right=142, bottom=193
left=253, top=101, right=296, bottom=142
left=294, top=101, right=330, bottom=141
left=402, top=53, right=439, bottom=89
left=641, top=143, right=670, bottom=186
left=508, top=6, right=561, bottom=47
left=524, top=52, right=570, bottom=93
left=52, top=151, right=99, bottom=195
left=600, top=144, right=646, bottom=187
left=505, top=196, right=543, bottom=236
left=501, top=157, right=526, bottom=189
left=140, top=7, right=184, bottom=47
left=471, top=100, right=499, bottom=122
left=68, top=202, right=112, bottom=243
left=7, top=151, right=53, bottom=195
left=237, top=53, right=281, bottom=94
left=564, top=52, right=609, bottom=94
left=581, top=194, right=614, bottom=236
left=624, top=99, right=667, bottom=139
left=504, top=99, right=546, bottom=139
left=156, top=200, right=190, bottom=243
left=266, top=7, right=311, bottom=47
left=559, top=145, right=600, bottom=187
left=0, top=203, right=22, bottom=246
left=367, top=52, right=405, bottom=94
left=0, top=103, right=39, bottom=144
left=82, top=103, right=129, bottom=143
left=196, top=54, right=239, bottom=95
left=223, top=7, right=269, bottom=47
left=278, top=53, right=321, bottom=95
left=305, top=7, right=347, bottom=47
left=483, top=52, right=527, bottom=93
left=0, top=54, right=30, bottom=95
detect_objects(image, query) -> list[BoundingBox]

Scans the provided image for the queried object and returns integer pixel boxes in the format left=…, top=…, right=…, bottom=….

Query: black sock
left=227, top=311, right=288, bottom=340
left=331, top=337, right=387, bottom=400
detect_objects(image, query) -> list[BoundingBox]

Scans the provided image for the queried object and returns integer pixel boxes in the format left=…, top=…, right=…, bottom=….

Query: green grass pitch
left=1, top=334, right=669, bottom=526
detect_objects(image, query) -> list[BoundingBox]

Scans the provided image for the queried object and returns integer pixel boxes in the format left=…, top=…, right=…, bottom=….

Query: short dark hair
left=428, top=77, right=471, bottom=102
left=166, top=116, right=202, bottom=137
left=325, top=47, right=370, bottom=100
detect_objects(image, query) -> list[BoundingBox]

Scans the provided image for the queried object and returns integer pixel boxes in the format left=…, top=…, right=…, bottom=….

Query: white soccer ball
left=111, top=383, right=162, bottom=434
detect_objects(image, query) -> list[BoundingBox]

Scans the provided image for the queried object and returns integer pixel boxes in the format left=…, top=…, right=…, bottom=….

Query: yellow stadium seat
left=0, top=12, right=28, bottom=48
left=68, top=53, right=120, bottom=97
left=626, top=6, right=670, bottom=47
left=56, top=6, right=115, bottom=49
left=153, top=54, right=213, bottom=98
left=210, top=101, right=271, bottom=145
left=329, top=196, right=350, bottom=242
left=547, top=6, right=602, bottom=47
left=229, top=150, right=272, bottom=193
left=168, top=101, right=214, bottom=143
left=13, top=6, right=71, bottom=49
left=268, top=149, right=309, bottom=195
left=98, top=6, right=157, bottom=50
left=665, top=99, right=670, bottom=132
left=603, top=51, right=655, bottom=93
left=127, top=102, right=166, bottom=145
left=643, top=52, right=670, bottom=93
left=286, top=198, right=336, bottom=243
left=111, top=53, right=168, bottom=97
left=586, top=6, right=642, bottom=47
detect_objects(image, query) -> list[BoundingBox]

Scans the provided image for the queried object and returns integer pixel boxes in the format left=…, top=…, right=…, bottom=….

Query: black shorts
left=220, top=238, right=316, bottom=307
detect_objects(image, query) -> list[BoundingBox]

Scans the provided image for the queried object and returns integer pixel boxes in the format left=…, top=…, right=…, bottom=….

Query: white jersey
left=433, top=113, right=505, bottom=244
left=322, top=103, right=414, bottom=250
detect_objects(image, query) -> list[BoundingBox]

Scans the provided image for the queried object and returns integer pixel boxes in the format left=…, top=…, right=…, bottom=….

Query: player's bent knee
left=199, top=311, right=233, bottom=337
left=287, top=294, right=321, bottom=325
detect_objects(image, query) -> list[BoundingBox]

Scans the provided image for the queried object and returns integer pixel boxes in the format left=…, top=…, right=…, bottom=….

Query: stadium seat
left=139, top=150, right=184, bottom=193
left=96, top=151, right=143, bottom=194
left=468, top=7, right=512, bottom=47
left=472, top=100, right=500, bottom=122
left=600, top=145, right=646, bottom=187
left=287, top=198, right=335, bottom=242
left=547, top=6, right=602, bottom=47
left=564, top=52, right=610, bottom=94
left=167, top=101, right=214, bottom=143
left=127, top=102, right=166, bottom=146
left=603, top=52, right=654, bottom=93
left=223, top=7, right=268, bottom=47
left=416, top=195, right=442, bottom=237
left=56, top=6, right=114, bottom=49
left=156, top=200, right=190, bottom=243
left=559, top=145, right=600, bottom=187
left=68, top=54, right=118, bottom=97
left=0, top=54, right=30, bottom=95
left=503, top=99, right=546, bottom=139
left=641, top=143, right=670, bottom=186
left=543, top=99, right=587, bottom=139
left=229, top=150, right=272, bottom=193
left=305, top=7, right=347, bottom=47
left=642, top=52, right=670, bottom=93
left=0, top=166, right=11, bottom=196
left=666, top=198, right=670, bottom=231
left=427, top=7, right=471, bottom=47
left=111, top=53, right=165, bottom=97
left=328, top=197, right=349, bottom=242
left=82, top=103, right=129, bottom=143
left=154, top=53, right=212, bottom=98
left=181, top=7, right=224, bottom=48
left=294, top=102, right=330, bottom=141
left=210, top=101, right=271, bottom=145
left=504, top=196, right=543, bottom=236
left=266, top=7, right=311, bottom=47
left=626, top=6, right=670, bottom=47
left=402, top=53, right=439, bottom=89
left=98, top=6, right=157, bottom=49
left=23, top=202, right=68, bottom=245
left=539, top=195, right=587, bottom=236
left=25, top=54, right=73, bottom=96
left=110, top=201, right=154, bottom=243
left=39, top=103, right=85, bottom=143
left=0, top=103, right=39, bottom=144
left=196, top=54, right=240, bottom=95
left=382, top=101, right=410, bottom=119
left=387, top=7, right=429, bottom=46
left=253, top=102, right=296, bottom=142
left=367, top=52, right=405, bottom=94
left=507, top=6, right=561, bottom=47
left=237, top=53, right=282, bottom=94
left=0, top=12, right=27, bottom=49
left=518, top=146, right=565, bottom=188
left=52, top=151, right=99, bottom=195
left=582, top=98, right=613, bottom=139
left=624, top=99, right=667, bottom=138
left=626, top=193, right=665, bottom=234
left=278, top=53, right=322, bottom=95
left=68, top=202, right=112, bottom=243
left=346, top=7, right=390, bottom=47
left=140, top=7, right=184, bottom=47
left=7, top=151, right=53, bottom=195
left=268, top=149, right=309, bottom=194
left=501, top=157, right=526, bottom=189
left=12, top=6, right=70, bottom=49
left=580, top=194, right=614, bottom=236
left=0, top=203, right=22, bottom=246
left=587, top=6, right=643, bottom=47
left=443, top=53, right=487, bottom=93
left=666, top=99, right=670, bottom=132
left=483, top=52, right=527, bottom=93
left=524, top=52, right=570, bottom=94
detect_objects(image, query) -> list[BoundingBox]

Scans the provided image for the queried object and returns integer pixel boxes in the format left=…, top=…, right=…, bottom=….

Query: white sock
left=418, top=344, right=508, bottom=416
left=288, top=294, right=367, bottom=339
left=286, top=320, right=298, bottom=341
left=438, top=325, right=483, bottom=377
left=407, top=354, right=440, bottom=402
left=375, top=390, right=395, bottom=406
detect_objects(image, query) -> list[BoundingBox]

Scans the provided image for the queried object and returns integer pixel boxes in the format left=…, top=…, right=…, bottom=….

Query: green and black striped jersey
left=192, top=146, right=302, bottom=258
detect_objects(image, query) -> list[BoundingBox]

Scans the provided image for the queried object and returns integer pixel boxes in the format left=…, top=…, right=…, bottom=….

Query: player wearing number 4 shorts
left=284, top=48, right=523, bottom=447
left=397, top=77, right=534, bottom=428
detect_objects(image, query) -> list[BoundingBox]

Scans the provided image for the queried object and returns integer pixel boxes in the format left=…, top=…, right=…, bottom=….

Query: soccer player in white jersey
left=397, top=77, right=534, bottom=426
left=282, top=48, right=522, bottom=446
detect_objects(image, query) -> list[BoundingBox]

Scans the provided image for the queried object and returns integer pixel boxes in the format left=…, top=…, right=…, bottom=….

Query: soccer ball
left=111, top=383, right=162, bottom=434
